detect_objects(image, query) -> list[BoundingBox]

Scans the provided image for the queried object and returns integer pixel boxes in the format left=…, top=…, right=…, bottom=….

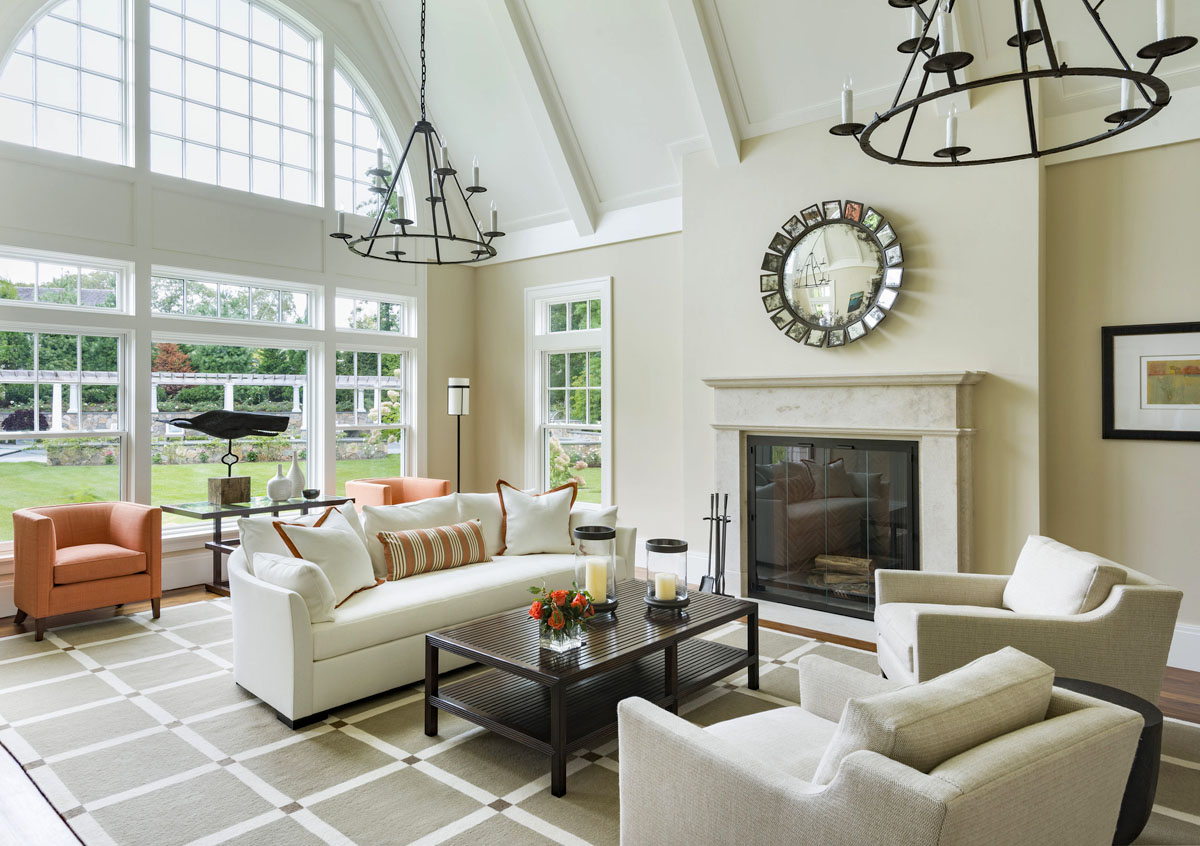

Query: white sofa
left=228, top=499, right=635, bottom=727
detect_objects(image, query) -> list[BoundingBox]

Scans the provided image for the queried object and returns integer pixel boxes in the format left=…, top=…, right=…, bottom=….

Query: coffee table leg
left=747, top=609, right=760, bottom=690
left=424, top=640, right=438, bottom=737
left=550, top=684, right=566, bottom=797
left=665, top=642, right=679, bottom=714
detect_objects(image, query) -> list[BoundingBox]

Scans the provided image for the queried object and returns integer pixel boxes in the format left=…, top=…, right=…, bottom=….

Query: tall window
left=0, top=327, right=124, bottom=542
left=0, top=0, right=127, bottom=163
left=150, top=339, right=310, bottom=523
left=149, top=0, right=317, bottom=202
left=525, top=280, right=612, bottom=505
left=334, top=349, right=407, bottom=493
left=333, top=65, right=396, bottom=217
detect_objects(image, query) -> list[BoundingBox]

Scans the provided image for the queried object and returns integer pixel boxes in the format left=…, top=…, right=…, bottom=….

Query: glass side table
left=160, top=495, right=353, bottom=595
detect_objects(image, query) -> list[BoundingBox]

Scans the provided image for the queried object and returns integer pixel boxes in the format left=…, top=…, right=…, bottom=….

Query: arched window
left=148, top=0, right=316, bottom=203
left=333, top=64, right=404, bottom=218
left=0, top=0, right=127, bottom=163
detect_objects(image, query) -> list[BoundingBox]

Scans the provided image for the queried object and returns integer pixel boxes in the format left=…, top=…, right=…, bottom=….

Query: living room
left=0, top=0, right=1197, bottom=844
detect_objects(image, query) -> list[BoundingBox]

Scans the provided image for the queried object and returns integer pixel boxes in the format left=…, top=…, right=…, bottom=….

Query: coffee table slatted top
left=427, top=580, right=756, bottom=684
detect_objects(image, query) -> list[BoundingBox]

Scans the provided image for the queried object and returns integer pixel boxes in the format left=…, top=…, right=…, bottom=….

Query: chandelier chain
left=419, top=0, right=427, bottom=119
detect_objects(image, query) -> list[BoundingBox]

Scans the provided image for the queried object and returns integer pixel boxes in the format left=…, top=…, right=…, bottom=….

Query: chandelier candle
left=910, top=8, right=920, bottom=40
left=439, top=138, right=449, bottom=169
left=1159, top=0, right=1174, bottom=41
left=938, top=3, right=956, bottom=53
left=472, top=157, right=480, bottom=187
left=489, top=202, right=498, bottom=233
left=841, top=75, right=853, bottom=124
left=946, top=104, right=958, bottom=149
left=1021, top=0, right=1033, bottom=30
left=1121, top=79, right=1132, bottom=112
left=376, top=147, right=384, bottom=172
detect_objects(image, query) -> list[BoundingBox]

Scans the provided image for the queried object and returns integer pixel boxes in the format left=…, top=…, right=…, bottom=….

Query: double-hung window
left=525, top=279, right=612, bottom=505
left=334, top=348, right=408, bottom=493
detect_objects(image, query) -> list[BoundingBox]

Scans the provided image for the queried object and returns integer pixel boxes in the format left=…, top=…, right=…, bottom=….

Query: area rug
left=0, top=600, right=1198, bottom=846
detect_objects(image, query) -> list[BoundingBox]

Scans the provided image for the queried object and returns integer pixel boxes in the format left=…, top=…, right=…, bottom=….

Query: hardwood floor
left=0, top=585, right=212, bottom=638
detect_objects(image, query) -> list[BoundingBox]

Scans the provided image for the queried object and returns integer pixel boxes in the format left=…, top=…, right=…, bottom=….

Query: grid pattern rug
left=1, top=599, right=1199, bottom=846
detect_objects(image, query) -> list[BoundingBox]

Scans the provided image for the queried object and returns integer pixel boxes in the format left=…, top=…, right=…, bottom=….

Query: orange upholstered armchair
left=344, top=477, right=451, bottom=510
left=12, top=502, right=162, bottom=641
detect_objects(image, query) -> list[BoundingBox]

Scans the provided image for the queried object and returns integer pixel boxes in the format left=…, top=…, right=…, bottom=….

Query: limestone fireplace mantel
left=703, top=372, right=986, bottom=597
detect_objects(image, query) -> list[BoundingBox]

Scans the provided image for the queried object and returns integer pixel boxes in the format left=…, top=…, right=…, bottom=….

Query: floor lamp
left=448, top=378, right=469, bottom=492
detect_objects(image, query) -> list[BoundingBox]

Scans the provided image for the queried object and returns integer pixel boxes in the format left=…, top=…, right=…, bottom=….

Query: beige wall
left=426, top=265, right=477, bottom=490
left=680, top=84, right=1044, bottom=575
left=1045, top=140, right=1200, bottom=626
left=471, top=235, right=686, bottom=542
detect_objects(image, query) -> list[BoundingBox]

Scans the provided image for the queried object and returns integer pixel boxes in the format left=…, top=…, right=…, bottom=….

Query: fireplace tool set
left=700, top=493, right=730, bottom=595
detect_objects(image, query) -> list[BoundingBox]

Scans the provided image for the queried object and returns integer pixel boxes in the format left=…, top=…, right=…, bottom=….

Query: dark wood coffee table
left=425, top=580, right=758, bottom=796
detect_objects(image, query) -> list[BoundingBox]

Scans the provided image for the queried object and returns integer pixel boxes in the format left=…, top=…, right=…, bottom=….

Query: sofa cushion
left=377, top=520, right=489, bottom=580
left=705, top=706, right=838, bottom=782
left=53, top=543, right=146, bottom=585
left=805, top=458, right=854, bottom=499
left=812, top=647, right=1054, bottom=785
left=1002, top=535, right=1127, bottom=616
left=274, top=509, right=380, bottom=606
left=239, top=504, right=366, bottom=574
left=457, top=492, right=504, bottom=558
left=874, top=602, right=1016, bottom=672
left=362, top=493, right=462, bottom=577
left=769, top=462, right=815, bottom=502
left=311, top=553, right=581, bottom=660
left=253, top=553, right=336, bottom=623
left=497, top=480, right=576, bottom=556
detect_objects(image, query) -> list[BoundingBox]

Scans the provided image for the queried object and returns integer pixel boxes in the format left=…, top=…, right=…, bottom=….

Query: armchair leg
left=12, top=609, right=26, bottom=625
left=151, top=598, right=161, bottom=619
left=34, top=619, right=45, bottom=642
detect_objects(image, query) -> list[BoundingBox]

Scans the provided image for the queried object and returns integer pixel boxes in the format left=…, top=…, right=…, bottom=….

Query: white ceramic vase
left=267, top=465, right=291, bottom=501
left=286, top=454, right=305, bottom=498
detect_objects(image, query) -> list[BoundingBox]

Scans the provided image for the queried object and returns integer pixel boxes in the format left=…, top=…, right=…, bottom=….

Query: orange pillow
left=376, top=520, right=490, bottom=580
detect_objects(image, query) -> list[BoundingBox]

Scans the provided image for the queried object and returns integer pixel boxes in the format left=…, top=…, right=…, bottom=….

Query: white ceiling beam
left=486, top=0, right=598, bottom=237
left=666, top=0, right=741, bottom=167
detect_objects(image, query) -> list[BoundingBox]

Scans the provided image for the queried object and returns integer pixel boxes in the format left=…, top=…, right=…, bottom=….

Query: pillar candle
left=489, top=201, right=498, bottom=232
left=585, top=558, right=607, bottom=600
left=946, top=104, right=958, bottom=148
left=939, top=2, right=956, bottom=53
left=337, top=209, right=345, bottom=233
left=1121, top=79, right=1132, bottom=111
left=654, top=572, right=676, bottom=601
left=472, top=156, right=480, bottom=186
left=1158, top=0, right=1174, bottom=41
left=841, top=75, right=853, bottom=124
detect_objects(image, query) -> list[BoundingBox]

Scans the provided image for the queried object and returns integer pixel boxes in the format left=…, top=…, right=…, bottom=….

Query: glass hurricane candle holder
left=574, top=525, right=618, bottom=614
left=645, top=538, right=689, bottom=611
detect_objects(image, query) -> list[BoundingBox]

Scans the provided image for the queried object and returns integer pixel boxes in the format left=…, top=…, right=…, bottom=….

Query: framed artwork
left=801, top=204, right=823, bottom=226
left=843, top=201, right=864, bottom=222
left=769, top=232, right=791, bottom=254
left=762, top=292, right=785, bottom=312
left=1102, top=321, right=1200, bottom=441
left=823, top=200, right=842, bottom=219
left=847, top=291, right=864, bottom=311
left=862, top=208, right=883, bottom=231
left=877, top=224, right=897, bottom=247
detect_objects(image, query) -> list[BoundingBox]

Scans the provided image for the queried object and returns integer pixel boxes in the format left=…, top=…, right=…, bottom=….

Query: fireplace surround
left=704, top=372, right=985, bottom=616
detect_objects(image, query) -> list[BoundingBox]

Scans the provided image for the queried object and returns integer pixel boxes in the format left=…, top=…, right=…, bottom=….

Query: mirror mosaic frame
left=758, top=199, right=905, bottom=348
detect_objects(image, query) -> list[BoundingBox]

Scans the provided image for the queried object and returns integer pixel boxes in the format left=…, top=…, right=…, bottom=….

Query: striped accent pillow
left=377, top=519, right=490, bottom=580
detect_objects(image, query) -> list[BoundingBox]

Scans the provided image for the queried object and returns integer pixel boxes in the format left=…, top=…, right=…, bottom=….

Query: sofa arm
left=908, top=584, right=1181, bottom=702
left=615, top=525, right=636, bottom=580
left=109, top=504, right=162, bottom=596
left=875, top=570, right=1009, bottom=608
left=12, top=509, right=56, bottom=617
left=345, top=480, right=391, bottom=509
left=798, top=655, right=902, bottom=722
left=228, top=549, right=316, bottom=721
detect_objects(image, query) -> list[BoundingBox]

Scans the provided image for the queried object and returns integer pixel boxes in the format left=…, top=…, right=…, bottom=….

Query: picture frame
left=761, top=252, right=783, bottom=273
left=843, top=201, right=864, bottom=222
left=884, top=267, right=904, bottom=288
left=801, top=204, right=823, bottom=226
left=785, top=322, right=808, bottom=343
left=771, top=311, right=792, bottom=330
left=847, top=321, right=866, bottom=341
left=863, top=305, right=885, bottom=330
left=782, top=215, right=805, bottom=238
left=762, top=292, right=784, bottom=312
left=885, top=244, right=903, bottom=266
left=878, top=287, right=898, bottom=310
left=823, top=200, right=842, bottom=220
left=760, top=274, right=778, bottom=292
left=1102, top=321, right=1200, bottom=441
left=827, top=328, right=846, bottom=347
left=768, top=232, right=791, bottom=254
left=804, top=329, right=826, bottom=347
left=846, top=291, right=864, bottom=312
left=861, top=208, right=883, bottom=231
left=877, top=224, right=896, bottom=247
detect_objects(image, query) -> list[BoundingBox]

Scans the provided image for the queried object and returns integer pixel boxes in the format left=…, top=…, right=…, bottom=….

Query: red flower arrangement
left=528, top=582, right=594, bottom=649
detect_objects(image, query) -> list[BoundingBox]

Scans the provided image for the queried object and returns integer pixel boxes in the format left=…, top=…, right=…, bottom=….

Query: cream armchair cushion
left=1002, top=535, right=1126, bottom=615
left=812, top=647, right=1053, bottom=784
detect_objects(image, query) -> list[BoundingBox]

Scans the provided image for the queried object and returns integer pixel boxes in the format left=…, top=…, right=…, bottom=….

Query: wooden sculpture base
left=208, top=475, right=250, bottom=505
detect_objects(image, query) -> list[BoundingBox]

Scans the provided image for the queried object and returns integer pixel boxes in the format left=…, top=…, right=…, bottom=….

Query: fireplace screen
left=747, top=436, right=918, bottom=619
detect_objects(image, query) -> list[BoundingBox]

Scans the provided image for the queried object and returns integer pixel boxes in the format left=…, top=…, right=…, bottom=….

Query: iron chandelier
left=830, top=0, right=1196, bottom=167
left=330, top=0, right=503, bottom=263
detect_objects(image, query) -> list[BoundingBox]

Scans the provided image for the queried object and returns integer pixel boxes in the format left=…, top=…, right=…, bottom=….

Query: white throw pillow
left=239, top=504, right=366, bottom=574
left=497, top=480, right=576, bottom=556
left=457, top=492, right=505, bottom=558
left=1002, top=535, right=1127, bottom=616
left=569, top=505, right=618, bottom=537
left=361, top=493, right=462, bottom=577
left=273, top=510, right=379, bottom=606
left=252, top=553, right=336, bottom=623
left=812, top=647, right=1054, bottom=785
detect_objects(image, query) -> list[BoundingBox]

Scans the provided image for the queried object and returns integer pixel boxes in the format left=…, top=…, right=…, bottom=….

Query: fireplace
left=747, top=435, right=918, bottom=620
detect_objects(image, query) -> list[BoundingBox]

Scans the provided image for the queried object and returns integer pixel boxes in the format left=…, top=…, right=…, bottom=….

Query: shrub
left=1, top=410, right=49, bottom=431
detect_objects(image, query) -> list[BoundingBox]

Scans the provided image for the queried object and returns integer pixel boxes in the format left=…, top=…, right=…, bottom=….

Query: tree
left=0, top=277, right=17, bottom=300
left=152, top=342, right=193, bottom=398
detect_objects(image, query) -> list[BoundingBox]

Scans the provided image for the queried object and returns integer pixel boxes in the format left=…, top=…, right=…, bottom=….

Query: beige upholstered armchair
left=875, top=536, right=1182, bottom=703
left=618, top=650, right=1142, bottom=846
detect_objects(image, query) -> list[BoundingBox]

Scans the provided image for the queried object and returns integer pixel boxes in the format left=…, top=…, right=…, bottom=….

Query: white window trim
left=524, top=277, right=612, bottom=507
left=333, top=339, right=417, bottom=480
left=333, top=288, right=417, bottom=337
left=0, top=245, right=131, bottom=314
left=150, top=264, right=321, bottom=328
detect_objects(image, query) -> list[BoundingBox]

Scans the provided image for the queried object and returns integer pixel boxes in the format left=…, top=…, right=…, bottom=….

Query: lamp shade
left=448, top=378, right=470, bottom=416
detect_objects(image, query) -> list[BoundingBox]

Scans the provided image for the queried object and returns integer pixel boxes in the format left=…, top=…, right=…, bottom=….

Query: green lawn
left=0, top=456, right=407, bottom=541
left=0, top=455, right=600, bottom=541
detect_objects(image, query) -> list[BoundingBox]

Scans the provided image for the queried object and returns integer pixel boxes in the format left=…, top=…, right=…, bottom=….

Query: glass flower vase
left=539, top=625, right=583, bottom=653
